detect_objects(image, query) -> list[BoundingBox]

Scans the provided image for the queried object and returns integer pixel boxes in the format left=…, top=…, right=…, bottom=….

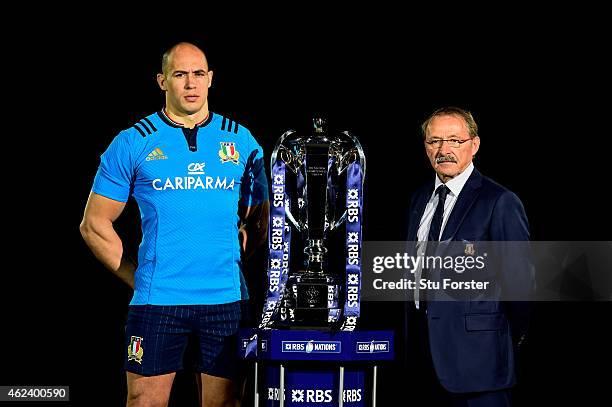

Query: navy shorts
left=124, top=301, right=247, bottom=378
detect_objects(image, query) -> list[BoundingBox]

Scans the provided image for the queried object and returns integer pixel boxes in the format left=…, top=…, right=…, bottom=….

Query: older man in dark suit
left=404, top=107, right=535, bottom=407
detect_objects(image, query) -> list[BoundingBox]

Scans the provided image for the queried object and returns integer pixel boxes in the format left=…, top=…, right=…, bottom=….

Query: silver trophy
left=269, top=118, right=366, bottom=328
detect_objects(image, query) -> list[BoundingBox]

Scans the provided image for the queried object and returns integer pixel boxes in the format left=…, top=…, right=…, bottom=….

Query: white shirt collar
left=433, top=162, right=475, bottom=198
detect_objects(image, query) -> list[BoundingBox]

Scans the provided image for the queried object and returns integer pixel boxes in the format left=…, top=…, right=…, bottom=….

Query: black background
left=3, top=14, right=611, bottom=406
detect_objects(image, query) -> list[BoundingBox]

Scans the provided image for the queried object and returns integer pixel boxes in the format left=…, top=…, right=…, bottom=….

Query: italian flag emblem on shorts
left=127, top=336, right=144, bottom=364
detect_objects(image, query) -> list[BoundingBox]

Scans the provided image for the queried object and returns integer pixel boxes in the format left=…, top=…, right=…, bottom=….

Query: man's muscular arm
left=80, top=192, right=136, bottom=288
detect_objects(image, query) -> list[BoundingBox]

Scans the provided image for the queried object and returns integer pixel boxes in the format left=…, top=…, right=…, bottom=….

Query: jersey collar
left=157, top=109, right=213, bottom=129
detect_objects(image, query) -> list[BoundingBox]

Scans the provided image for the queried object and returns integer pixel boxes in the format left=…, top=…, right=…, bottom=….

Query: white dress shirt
left=414, top=162, right=475, bottom=308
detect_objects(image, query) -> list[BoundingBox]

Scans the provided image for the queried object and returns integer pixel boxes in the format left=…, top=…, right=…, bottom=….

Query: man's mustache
left=436, top=155, right=457, bottom=164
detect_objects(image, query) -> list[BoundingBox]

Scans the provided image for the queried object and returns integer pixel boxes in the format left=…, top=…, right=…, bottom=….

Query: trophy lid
left=313, top=117, right=326, bottom=134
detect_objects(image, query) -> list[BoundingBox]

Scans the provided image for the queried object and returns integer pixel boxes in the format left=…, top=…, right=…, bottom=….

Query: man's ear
left=157, top=73, right=167, bottom=91
left=471, top=136, right=480, bottom=157
left=207, top=70, right=213, bottom=88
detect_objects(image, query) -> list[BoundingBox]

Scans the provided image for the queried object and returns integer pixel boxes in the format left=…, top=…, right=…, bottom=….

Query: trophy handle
left=270, top=130, right=303, bottom=232
left=338, top=130, right=366, bottom=179
left=328, top=130, right=366, bottom=231
left=271, top=130, right=298, bottom=172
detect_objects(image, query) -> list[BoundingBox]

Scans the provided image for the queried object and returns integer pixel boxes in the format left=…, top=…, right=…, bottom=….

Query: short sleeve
left=92, top=131, right=135, bottom=202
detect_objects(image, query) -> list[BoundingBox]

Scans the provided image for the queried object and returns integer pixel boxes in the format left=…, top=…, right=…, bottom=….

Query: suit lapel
left=441, top=168, right=483, bottom=241
left=408, top=182, right=434, bottom=240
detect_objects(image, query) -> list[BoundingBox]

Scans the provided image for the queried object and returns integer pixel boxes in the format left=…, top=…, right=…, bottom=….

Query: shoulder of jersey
left=216, top=114, right=250, bottom=138
left=125, top=113, right=160, bottom=139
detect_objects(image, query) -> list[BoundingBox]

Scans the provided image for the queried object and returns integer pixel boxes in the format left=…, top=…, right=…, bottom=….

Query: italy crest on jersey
left=219, top=142, right=240, bottom=164
left=127, top=336, right=144, bottom=364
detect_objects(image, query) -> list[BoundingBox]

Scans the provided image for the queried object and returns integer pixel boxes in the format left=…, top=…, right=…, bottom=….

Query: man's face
left=157, top=45, right=213, bottom=116
left=424, top=114, right=480, bottom=182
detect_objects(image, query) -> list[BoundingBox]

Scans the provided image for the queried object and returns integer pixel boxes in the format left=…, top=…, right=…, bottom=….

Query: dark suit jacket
left=406, top=168, right=535, bottom=393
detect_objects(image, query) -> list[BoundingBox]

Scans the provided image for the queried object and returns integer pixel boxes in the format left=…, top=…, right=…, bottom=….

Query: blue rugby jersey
left=92, top=111, right=268, bottom=305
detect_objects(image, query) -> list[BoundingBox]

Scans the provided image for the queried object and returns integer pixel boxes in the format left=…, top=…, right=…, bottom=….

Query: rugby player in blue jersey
left=80, top=42, right=269, bottom=407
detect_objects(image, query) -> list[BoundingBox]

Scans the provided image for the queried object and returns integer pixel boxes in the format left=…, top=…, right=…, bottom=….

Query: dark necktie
left=428, top=185, right=450, bottom=243
left=420, top=185, right=450, bottom=309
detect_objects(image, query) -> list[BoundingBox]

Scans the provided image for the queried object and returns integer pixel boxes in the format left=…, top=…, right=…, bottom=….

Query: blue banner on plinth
left=240, top=329, right=394, bottom=362
left=265, top=367, right=365, bottom=407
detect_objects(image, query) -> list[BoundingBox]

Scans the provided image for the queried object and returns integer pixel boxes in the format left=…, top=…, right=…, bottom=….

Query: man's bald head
left=157, top=41, right=213, bottom=122
left=161, top=42, right=209, bottom=77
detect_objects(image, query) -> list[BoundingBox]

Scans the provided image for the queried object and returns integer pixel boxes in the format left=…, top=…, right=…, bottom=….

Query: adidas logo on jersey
left=146, top=148, right=168, bottom=161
